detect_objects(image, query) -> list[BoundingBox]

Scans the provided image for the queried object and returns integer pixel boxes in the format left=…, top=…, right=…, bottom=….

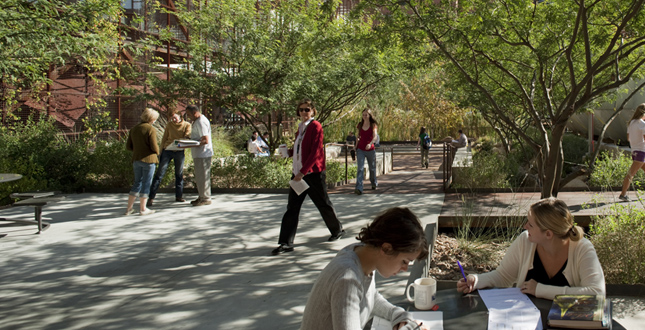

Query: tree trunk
left=541, top=124, right=566, bottom=198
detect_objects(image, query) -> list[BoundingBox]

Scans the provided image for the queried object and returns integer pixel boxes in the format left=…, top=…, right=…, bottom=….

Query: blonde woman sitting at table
left=457, top=197, right=605, bottom=300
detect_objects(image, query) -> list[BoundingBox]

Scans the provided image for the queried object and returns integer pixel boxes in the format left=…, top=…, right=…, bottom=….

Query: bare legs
left=619, top=161, right=645, bottom=199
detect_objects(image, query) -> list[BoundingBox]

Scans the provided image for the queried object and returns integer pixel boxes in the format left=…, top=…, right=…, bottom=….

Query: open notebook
left=371, top=311, right=443, bottom=330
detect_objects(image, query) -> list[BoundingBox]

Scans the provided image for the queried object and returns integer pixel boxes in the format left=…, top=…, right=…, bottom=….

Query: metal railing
left=442, top=142, right=455, bottom=191
left=329, top=142, right=454, bottom=190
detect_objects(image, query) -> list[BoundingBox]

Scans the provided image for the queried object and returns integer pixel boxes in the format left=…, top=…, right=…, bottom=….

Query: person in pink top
left=354, top=108, right=379, bottom=195
left=619, top=103, right=645, bottom=202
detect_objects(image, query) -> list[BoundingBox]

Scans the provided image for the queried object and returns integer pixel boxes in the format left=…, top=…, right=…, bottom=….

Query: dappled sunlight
left=0, top=192, right=444, bottom=329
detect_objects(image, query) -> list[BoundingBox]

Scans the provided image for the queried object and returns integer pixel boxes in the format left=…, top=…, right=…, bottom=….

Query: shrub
left=0, top=117, right=89, bottom=203
left=211, top=127, right=236, bottom=158
left=589, top=203, right=645, bottom=284
left=210, top=156, right=356, bottom=189
left=588, top=151, right=645, bottom=188
left=326, top=159, right=357, bottom=184
left=453, top=150, right=510, bottom=190
left=86, top=138, right=133, bottom=188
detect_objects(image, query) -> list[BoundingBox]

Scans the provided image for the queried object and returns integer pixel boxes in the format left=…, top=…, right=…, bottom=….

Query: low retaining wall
left=450, top=147, right=472, bottom=187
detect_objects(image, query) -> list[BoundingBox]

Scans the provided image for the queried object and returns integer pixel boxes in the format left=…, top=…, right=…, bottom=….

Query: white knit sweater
left=474, top=231, right=606, bottom=300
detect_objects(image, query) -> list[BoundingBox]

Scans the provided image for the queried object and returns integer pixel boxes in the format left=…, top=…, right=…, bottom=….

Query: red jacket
left=289, top=120, right=326, bottom=175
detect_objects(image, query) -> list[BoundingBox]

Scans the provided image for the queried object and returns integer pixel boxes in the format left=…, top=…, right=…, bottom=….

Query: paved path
left=1, top=152, right=643, bottom=330
left=330, top=154, right=444, bottom=195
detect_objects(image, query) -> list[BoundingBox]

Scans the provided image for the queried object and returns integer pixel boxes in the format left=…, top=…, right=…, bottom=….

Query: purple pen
left=457, top=260, right=469, bottom=289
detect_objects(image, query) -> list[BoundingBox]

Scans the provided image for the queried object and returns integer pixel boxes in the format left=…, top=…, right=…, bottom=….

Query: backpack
left=423, top=135, right=432, bottom=149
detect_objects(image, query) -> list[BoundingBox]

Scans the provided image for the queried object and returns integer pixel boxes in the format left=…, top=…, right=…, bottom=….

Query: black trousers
left=278, top=171, right=343, bottom=245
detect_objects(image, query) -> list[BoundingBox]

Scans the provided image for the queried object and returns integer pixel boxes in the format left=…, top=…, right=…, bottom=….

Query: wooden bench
left=0, top=192, right=64, bottom=234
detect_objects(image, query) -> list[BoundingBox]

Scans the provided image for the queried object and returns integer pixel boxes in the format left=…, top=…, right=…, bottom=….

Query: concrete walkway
left=0, top=192, right=444, bottom=330
left=1, top=151, right=644, bottom=329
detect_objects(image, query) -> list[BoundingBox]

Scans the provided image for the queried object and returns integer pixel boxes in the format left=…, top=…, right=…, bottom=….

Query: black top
left=526, top=249, right=570, bottom=287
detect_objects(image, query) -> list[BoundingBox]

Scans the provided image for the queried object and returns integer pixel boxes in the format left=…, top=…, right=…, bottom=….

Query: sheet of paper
left=371, top=311, right=443, bottom=330
left=478, top=288, right=542, bottom=330
left=289, top=179, right=309, bottom=195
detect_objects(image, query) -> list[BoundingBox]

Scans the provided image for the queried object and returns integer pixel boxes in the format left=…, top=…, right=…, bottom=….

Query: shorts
left=632, top=150, right=645, bottom=162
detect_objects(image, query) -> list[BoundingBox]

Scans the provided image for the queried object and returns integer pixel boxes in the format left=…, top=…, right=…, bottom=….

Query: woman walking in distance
left=416, top=126, right=430, bottom=168
left=271, top=99, right=345, bottom=255
left=619, top=103, right=645, bottom=202
left=354, top=108, right=379, bottom=195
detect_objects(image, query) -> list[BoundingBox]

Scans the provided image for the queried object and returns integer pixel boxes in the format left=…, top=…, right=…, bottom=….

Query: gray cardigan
left=300, top=243, right=416, bottom=330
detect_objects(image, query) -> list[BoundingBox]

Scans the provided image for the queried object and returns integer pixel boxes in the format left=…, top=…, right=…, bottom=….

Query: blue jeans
left=130, top=161, right=156, bottom=198
left=149, top=150, right=186, bottom=199
left=356, top=148, right=377, bottom=192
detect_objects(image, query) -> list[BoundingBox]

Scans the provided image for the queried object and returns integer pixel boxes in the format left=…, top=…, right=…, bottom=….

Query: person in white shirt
left=451, top=129, right=468, bottom=148
left=249, top=135, right=269, bottom=157
left=258, top=132, right=270, bottom=154
left=247, top=132, right=258, bottom=154
left=181, top=105, right=213, bottom=206
left=457, top=197, right=605, bottom=300
left=619, top=103, right=645, bottom=202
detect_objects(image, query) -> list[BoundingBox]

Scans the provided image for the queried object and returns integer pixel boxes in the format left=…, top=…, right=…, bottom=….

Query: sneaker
left=271, top=244, right=294, bottom=255
left=190, top=198, right=202, bottom=205
left=146, top=199, right=153, bottom=207
left=124, top=209, right=135, bottom=216
left=140, top=209, right=155, bottom=216
left=328, top=230, right=346, bottom=242
left=193, top=199, right=212, bottom=206
left=354, top=189, right=362, bottom=195
left=618, top=195, right=631, bottom=202
left=176, top=198, right=186, bottom=202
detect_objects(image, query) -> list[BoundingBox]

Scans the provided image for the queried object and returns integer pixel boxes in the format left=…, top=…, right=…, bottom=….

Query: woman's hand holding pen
left=457, top=275, right=476, bottom=294
left=394, top=321, right=428, bottom=330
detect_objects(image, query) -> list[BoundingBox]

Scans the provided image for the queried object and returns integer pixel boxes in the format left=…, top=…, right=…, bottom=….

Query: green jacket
left=126, top=122, right=159, bottom=163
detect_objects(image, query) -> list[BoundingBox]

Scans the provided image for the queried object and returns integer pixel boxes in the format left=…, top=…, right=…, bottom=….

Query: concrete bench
left=2, top=192, right=64, bottom=234
left=450, top=147, right=473, bottom=186
left=406, top=222, right=438, bottom=288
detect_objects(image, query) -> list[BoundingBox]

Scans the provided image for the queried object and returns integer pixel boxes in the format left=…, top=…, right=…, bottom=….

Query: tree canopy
left=0, top=0, right=123, bottom=111
left=360, top=0, right=645, bottom=197
left=142, top=0, right=408, bottom=148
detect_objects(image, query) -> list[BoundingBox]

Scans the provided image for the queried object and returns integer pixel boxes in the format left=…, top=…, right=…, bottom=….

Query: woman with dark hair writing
left=301, top=207, right=430, bottom=330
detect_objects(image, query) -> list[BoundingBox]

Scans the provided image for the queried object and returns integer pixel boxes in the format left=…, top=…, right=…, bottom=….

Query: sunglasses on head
left=299, top=107, right=311, bottom=112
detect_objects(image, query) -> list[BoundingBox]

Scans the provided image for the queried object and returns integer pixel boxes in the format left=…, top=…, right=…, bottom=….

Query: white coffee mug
left=406, top=277, right=437, bottom=310
left=278, top=144, right=289, bottom=158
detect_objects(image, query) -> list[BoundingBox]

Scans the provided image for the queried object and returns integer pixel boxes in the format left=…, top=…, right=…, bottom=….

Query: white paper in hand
left=289, top=179, right=309, bottom=195
left=371, top=311, right=443, bottom=330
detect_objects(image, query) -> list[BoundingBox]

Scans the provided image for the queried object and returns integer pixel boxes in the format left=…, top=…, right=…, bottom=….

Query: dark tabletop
left=389, top=288, right=625, bottom=330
